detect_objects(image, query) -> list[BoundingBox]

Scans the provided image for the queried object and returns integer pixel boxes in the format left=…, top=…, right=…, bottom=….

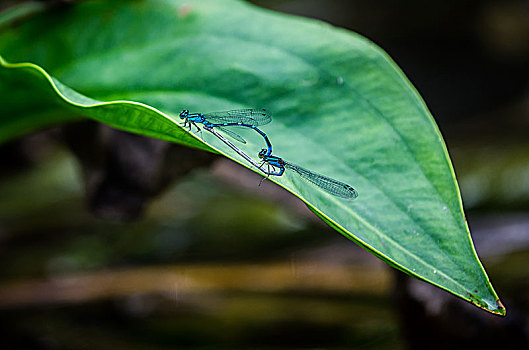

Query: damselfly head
left=179, top=110, right=189, bottom=119
left=258, top=149, right=268, bottom=159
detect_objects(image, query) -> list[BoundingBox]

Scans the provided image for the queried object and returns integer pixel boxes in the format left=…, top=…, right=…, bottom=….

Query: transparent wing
left=204, top=109, right=272, bottom=126
left=217, top=126, right=247, bottom=144
left=285, top=162, right=358, bottom=199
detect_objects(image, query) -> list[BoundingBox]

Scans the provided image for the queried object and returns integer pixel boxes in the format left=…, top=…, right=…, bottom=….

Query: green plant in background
left=0, top=0, right=505, bottom=315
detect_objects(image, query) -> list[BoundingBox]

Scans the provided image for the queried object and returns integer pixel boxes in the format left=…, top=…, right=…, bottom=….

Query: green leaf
left=0, top=0, right=504, bottom=314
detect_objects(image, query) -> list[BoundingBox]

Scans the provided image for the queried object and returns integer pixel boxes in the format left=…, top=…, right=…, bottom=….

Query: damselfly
left=258, top=149, right=358, bottom=199
left=180, top=109, right=273, bottom=156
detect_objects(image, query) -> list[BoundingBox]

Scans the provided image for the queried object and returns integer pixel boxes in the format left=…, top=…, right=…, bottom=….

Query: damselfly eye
left=258, top=149, right=267, bottom=158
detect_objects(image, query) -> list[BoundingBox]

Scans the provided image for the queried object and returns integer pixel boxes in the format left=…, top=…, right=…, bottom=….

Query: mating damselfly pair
left=180, top=108, right=358, bottom=200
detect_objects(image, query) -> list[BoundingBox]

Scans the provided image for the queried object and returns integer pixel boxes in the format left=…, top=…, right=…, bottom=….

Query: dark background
left=1, top=0, right=529, bottom=349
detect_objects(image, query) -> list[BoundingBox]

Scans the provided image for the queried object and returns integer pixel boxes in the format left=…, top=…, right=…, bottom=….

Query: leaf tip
left=493, top=299, right=507, bottom=316
left=467, top=292, right=506, bottom=316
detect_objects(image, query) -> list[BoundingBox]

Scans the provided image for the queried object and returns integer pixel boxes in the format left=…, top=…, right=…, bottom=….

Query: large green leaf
left=0, top=0, right=504, bottom=314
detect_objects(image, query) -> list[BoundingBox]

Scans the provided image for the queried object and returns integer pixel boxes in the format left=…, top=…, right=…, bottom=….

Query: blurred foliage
left=0, top=148, right=402, bottom=349
left=0, top=151, right=313, bottom=278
